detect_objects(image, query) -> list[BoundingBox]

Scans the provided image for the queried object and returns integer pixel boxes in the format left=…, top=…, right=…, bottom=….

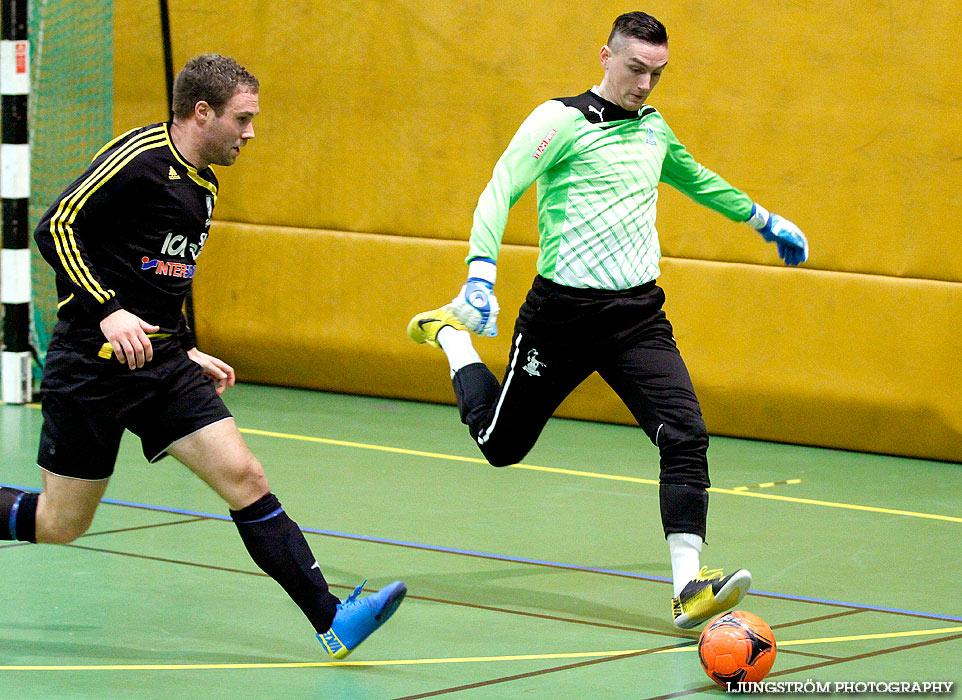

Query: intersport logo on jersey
left=140, top=257, right=196, bottom=278
left=533, top=129, right=557, bottom=159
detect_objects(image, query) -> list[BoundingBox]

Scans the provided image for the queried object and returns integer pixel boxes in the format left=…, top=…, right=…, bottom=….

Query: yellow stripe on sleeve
left=48, top=126, right=167, bottom=303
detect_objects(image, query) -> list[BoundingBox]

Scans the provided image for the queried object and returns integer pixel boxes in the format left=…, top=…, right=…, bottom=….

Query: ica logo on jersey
left=160, top=230, right=208, bottom=261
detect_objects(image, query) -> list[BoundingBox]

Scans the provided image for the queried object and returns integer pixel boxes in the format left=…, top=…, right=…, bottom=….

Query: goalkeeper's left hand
left=746, top=203, right=809, bottom=267
left=450, top=257, right=499, bottom=337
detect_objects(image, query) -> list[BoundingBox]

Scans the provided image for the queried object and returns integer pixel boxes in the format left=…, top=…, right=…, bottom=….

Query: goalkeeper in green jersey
left=408, top=10, right=808, bottom=629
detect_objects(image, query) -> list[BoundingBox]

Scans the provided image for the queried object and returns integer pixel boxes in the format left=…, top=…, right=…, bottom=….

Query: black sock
left=452, top=362, right=500, bottom=433
left=660, top=483, right=709, bottom=541
left=230, top=492, right=340, bottom=633
left=0, top=487, right=39, bottom=542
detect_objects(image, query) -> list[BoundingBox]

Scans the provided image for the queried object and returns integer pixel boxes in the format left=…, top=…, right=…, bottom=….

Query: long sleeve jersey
left=34, top=122, right=218, bottom=350
left=468, top=89, right=753, bottom=289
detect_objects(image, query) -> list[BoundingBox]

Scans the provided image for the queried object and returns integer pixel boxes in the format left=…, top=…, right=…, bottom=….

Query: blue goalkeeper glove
left=450, top=257, right=499, bottom=337
left=746, top=203, right=809, bottom=267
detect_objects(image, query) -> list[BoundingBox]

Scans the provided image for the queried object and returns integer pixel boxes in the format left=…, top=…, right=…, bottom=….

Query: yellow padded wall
left=111, top=2, right=962, bottom=462
left=193, top=223, right=962, bottom=463
left=114, top=0, right=962, bottom=280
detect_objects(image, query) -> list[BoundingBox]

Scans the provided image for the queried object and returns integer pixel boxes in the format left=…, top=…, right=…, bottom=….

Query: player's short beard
left=201, top=142, right=238, bottom=167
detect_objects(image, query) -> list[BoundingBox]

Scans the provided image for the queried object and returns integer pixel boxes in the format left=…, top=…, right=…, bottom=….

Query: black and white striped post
left=0, top=0, right=32, bottom=404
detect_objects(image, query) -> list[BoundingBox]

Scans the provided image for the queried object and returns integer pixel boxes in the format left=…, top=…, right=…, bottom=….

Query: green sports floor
left=2, top=384, right=960, bottom=699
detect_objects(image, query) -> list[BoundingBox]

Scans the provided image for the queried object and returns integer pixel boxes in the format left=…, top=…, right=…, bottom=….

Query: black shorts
left=455, top=276, right=709, bottom=484
left=37, top=340, right=232, bottom=481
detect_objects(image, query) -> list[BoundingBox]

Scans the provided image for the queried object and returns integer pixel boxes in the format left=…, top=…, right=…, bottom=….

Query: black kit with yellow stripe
left=33, top=122, right=218, bottom=355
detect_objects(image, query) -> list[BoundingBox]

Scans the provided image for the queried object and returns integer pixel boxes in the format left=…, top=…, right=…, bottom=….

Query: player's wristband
left=745, top=203, right=770, bottom=231
left=467, top=257, right=497, bottom=285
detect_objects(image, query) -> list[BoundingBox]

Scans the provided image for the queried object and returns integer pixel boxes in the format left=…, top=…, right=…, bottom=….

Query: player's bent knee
left=656, top=418, right=708, bottom=453
left=242, top=454, right=267, bottom=483
left=480, top=445, right=529, bottom=468
left=232, top=453, right=269, bottom=497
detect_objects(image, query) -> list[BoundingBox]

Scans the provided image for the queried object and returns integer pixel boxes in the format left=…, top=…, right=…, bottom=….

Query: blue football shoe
left=317, top=580, right=407, bottom=659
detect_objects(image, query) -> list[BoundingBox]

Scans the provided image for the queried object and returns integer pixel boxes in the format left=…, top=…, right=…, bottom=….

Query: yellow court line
left=0, top=651, right=637, bottom=672
left=653, top=625, right=962, bottom=653
left=705, top=486, right=962, bottom=523
left=17, top=412, right=957, bottom=523
left=768, top=625, right=962, bottom=647
left=732, top=479, right=803, bottom=491
left=3, top=626, right=960, bottom=671
left=238, top=428, right=962, bottom=524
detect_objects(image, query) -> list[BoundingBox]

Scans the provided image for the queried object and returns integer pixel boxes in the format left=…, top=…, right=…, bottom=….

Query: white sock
left=437, top=326, right=481, bottom=375
left=667, top=532, right=703, bottom=596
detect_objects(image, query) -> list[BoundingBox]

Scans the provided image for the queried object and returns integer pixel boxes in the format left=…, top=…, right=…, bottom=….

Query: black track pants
left=452, top=275, right=710, bottom=538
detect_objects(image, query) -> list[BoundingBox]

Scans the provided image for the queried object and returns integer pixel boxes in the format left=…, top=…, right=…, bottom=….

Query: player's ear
left=194, top=100, right=212, bottom=123
left=600, top=45, right=612, bottom=70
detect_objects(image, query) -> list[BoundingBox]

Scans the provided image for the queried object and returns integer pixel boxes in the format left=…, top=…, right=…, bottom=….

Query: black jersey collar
left=555, top=90, right=647, bottom=124
left=164, top=122, right=218, bottom=198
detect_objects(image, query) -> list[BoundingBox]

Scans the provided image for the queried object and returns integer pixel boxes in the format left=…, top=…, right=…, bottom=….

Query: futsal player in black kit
left=0, top=54, right=404, bottom=659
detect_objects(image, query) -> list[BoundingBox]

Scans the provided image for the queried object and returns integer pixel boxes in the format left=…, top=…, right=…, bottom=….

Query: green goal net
left=28, top=0, right=113, bottom=376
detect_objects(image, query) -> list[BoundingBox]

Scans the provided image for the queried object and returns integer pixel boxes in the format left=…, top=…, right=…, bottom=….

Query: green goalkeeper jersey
left=468, top=89, right=754, bottom=289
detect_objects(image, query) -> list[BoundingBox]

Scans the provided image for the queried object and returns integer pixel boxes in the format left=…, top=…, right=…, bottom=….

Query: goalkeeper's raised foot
left=407, top=306, right=468, bottom=348
left=671, top=567, right=752, bottom=629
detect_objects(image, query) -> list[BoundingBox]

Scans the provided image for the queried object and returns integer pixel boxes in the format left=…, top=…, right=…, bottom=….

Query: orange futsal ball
left=697, top=611, right=776, bottom=689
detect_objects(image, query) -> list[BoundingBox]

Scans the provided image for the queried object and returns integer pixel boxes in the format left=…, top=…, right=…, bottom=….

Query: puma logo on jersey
left=587, top=104, right=605, bottom=121
left=168, top=166, right=180, bottom=180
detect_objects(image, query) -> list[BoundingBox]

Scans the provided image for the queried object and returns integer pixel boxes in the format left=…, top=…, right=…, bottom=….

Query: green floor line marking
left=238, top=428, right=962, bottom=524
left=3, top=626, right=959, bottom=671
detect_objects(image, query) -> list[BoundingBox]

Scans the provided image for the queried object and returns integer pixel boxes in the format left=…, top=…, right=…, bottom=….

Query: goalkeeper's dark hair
left=172, top=54, right=259, bottom=119
left=608, top=11, right=668, bottom=50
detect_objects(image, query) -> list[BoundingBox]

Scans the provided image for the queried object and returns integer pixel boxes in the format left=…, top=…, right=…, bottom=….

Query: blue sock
left=0, top=487, right=39, bottom=542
